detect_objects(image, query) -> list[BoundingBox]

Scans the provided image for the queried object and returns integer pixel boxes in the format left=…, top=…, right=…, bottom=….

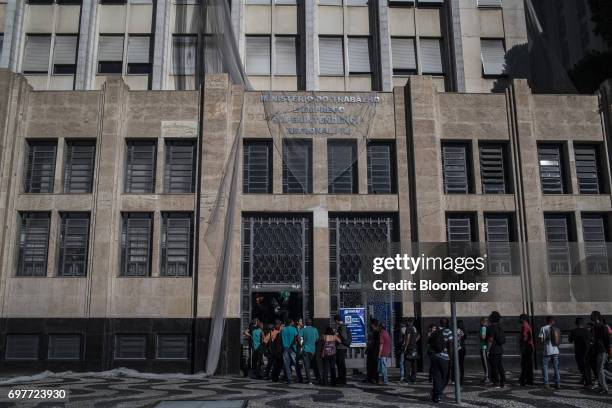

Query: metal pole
left=451, top=301, right=461, bottom=404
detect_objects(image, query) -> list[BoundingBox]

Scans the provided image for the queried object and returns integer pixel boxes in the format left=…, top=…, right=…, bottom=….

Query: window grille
left=48, top=334, right=81, bottom=360
left=446, top=214, right=473, bottom=242
left=164, top=139, right=195, bottom=193
left=5, top=335, right=39, bottom=360
left=24, top=140, right=57, bottom=193
left=538, top=144, right=565, bottom=194
left=442, top=143, right=469, bottom=194
left=480, top=143, right=507, bottom=194
left=582, top=214, right=609, bottom=274
left=156, top=334, right=189, bottom=359
left=485, top=214, right=512, bottom=275
left=120, top=213, right=152, bottom=276
left=328, top=141, right=358, bottom=194
left=367, top=141, right=396, bottom=194
left=243, top=140, right=272, bottom=194
left=545, top=214, right=572, bottom=275
left=125, top=140, right=156, bottom=193
left=64, top=140, right=95, bottom=193
left=17, top=212, right=51, bottom=277
left=58, top=213, right=90, bottom=277
left=282, top=140, right=312, bottom=194
left=575, top=145, right=600, bottom=194
left=161, top=213, right=192, bottom=276
left=114, top=334, right=147, bottom=359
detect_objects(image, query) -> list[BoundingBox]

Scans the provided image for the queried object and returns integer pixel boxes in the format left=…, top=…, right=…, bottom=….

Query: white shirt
left=539, top=325, right=560, bottom=356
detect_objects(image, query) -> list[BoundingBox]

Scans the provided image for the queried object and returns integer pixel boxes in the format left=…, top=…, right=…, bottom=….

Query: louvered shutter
left=538, top=144, right=564, bottom=194
left=346, top=0, right=368, bottom=5
left=23, top=35, right=51, bottom=73
left=582, top=215, right=609, bottom=274
left=64, top=141, right=95, bottom=193
left=480, top=144, right=506, bottom=194
left=243, top=140, right=272, bottom=193
left=418, top=0, right=444, bottom=4
left=420, top=38, right=443, bottom=74
left=319, top=0, right=342, bottom=4
left=328, top=141, right=357, bottom=194
left=0, top=35, right=4, bottom=59
left=157, top=335, right=189, bottom=359
left=161, top=213, right=192, bottom=276
left=367, top=141, right=395, bottom=194
left=48, top=335, right=81, bottom=360
left=98, top=35, right=124, bottom=61
left=125, top=140, right=156, bottom=193
left=5, top=335, right=39, bottom=360
left=481, top=39, right=506, bottom=76
left=164, top=140, right=195, bottom=193
left=575, top=145, right=600, bottom=194
left=442, top=143, right=469, bottom=194
left=447, top=215, right=473, bottom=242
left=58, top=213, right=90, bottom=277
left=275, top=36, right=297, bottom=75
left=544, top=214, right=572, bottom=275
left=53, top=35, right=78, bottom=65
left=485, top=215, right=512, bottom=275
left=127, top=35, right=150, bottom=64
left=246, top=36, right=270, bottom=75
left=478, top=0, right=502, bottom=7
left=282, top=140, right=312, bottom=194
left=115, top=335, right=147, bottom=359
left=172, top=35, right=196, bottom=75
left=24, top=141, right=57, bottom=193
left=391, top=38, right=416, bottom=72
left=319, top=37, right=344, bottom=75
left=121, top=213, right=152, bottom=276
left=348, top=37, right=370, bottom=73
left=17, top=213, right=51, bottom=277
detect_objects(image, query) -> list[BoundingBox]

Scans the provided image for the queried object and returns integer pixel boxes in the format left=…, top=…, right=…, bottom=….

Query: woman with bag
left=321, top=327, right=341, bottom=386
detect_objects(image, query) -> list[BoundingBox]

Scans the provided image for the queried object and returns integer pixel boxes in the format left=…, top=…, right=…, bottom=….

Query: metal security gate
left=241, top=215, right=312, bottom=332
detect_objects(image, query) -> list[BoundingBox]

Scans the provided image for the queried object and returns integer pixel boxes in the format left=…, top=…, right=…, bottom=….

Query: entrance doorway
left=252, top=292, right=304, bottom=326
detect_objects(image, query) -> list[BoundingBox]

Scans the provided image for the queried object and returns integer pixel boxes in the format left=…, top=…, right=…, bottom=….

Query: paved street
left=0, top=369, right=610, bottom=408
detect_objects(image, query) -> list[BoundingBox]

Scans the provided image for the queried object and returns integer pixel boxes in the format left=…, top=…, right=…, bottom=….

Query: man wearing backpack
left=539, top=316, right=561, bottom=389
left=334, top=314, right=351, bottom=385
left=429, top=318, right=453, bottom=403
left=486, top=311, right=506, bottom=388
left=590, top=311, right=610, bottom=394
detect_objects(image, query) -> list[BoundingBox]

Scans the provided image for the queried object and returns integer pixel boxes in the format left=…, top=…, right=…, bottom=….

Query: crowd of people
left=242, top=310, right=611, bottom=403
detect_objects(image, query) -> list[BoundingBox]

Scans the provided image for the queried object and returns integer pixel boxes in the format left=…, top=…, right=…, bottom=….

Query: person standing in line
left=334, top=314, right=350, bottom=385
left=399, top=319, right=407, bottom=382
left=479, top=317, right=490, bottom=384
left=300, top=318, right=320, bottom=385
left=518, top=314, right=535, bottom=386
left=426, top=323, right=437, bottom=383
left=539, top=316, right=561, bottom=389
left=590, top=311, right=610, bottom=394
left=366, top=319, right=381, bottom=384
left=321, top=327, right=341, bottom=386
left=402, top=317, right=420, bottom=384
left=456, top=320, right=467, bottom=385
left=281, top=319, right=302, bottom=384
left=251, top=320, right=264, bottom=379
left=429, top=318, right=453, bottom=403
left=569, top=317, right=592, bottom=388
left=267, top=320, right=283, bottom=381
left=378, top=323, right=392, bottom=385
left=487, top=311, right=506, bottom=388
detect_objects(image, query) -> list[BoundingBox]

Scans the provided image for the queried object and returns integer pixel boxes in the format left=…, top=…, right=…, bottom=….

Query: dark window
left=446, top=214, right=475, bottom=242
left=120, top=213, right=152, bottom=276
left=48, top=334, right=81, bottom=360
left=125, top=140, right=156, bottom=193
left=582, top=214, right=609, bottom=274
left=156, top=334, right=189, bottom=359
left=480, top=143, right=508, bottom=194
left=5, top=335, right=39, bottom=360
left=24, top=140, right=57, bottom=193
left=64, top=140, right=96, bottom=193
left=544, top=214, right=572, bottom=275
left=114, top=334, right=147, bottom=359
left=485, top=214, right=513, bottom=275
left=328, top=140, right=358, bottom=194
left=367, top=141, right=396, bottom=194
left=17, top=212, right=51, bottom=276
left=58, top=213, right=90, bottom=277
left=575, top=145, right=601, bottom=194
left=282, top=140, right=312, bottom=194
left=243, top=140, right=272, bottom=194
left=538, top=144, right=566, bottom=194
left=161, top=213, right=192, bottom=276
left=164, top=139, right=196, bottom=193
left=442, top=142, right=470, bottom=194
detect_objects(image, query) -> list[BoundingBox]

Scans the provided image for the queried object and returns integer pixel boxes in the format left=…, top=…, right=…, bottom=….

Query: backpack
left=429, top=329, right=446, bottom=354
left=494, top=325, right=506, bottom=346
left=549, top=326, right=561, bottom=347
left=323, top=340, right=337, bottom=357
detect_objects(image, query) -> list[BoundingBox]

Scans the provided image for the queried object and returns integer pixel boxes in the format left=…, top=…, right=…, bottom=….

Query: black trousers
left=403, top=357, right=417, bottom=382
left=302, top=351, right=318, bottom=383
left=252, top=347, right=263, bottom=378
left=430, top=356, right=449, bottom=400
left=519, top=347, right=534, bottom=385
left=575, top=352, right=591, bottom=385
left=336, top=348, right=347, bottom=384
left=366, top=352, right=379, bottom=383
left=322, top=355, right=337, bottom=386
left=489, top=353, right=506, bottom=386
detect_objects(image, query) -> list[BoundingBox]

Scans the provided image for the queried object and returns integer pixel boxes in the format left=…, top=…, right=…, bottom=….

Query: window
left=23, top=35, right=52, bottom=73
left=98, top=35, right=124, bottom=74
left=5, top=335, right=39, bottom=360
left=582, top=214, right=609, bottom=274
left=575, top=145, right=602, bottom=194
left=172, top=35, right=196, bottom=75
left=64, top=140, right=95, bottom=193
left=52, top=35, right=78, bottom=74
left=328, top=140, right=358, bottom=194
left=48, top=334, right=81, bottom=360
left=243, top=140, right=272, bottom=194
left=0, top=34, right=4, bottom=60
left=275, top=36, right=298, bottom=75
left=367, top=141, right=396, bottom=194
left=164, top=139, right=196, bottom=193
left=114, top=334, right=147, bottom=359
left=419, top=38, right=443, bottom=75
left=478, top=0, right=502, bottom=7
left=446, top=214, right=475, bottom=242
left=319, top=36, right=344, bottom=76
left=246, top=36, right=271, bottom=75
left=348, top=37, right=371, bottom=74
left=58, top=213, right=90, bottom=277
left=125, top=140, right=156, bottom=193
left=391, top=37, right=417, bottom=75
left=120, top=213, right=153, bottom=276
left=480, top=143, right=509, bottom=194
left=544, top=214, right=572, bottom=275
left=156, top=334, right=189, bottom=359
left=485, top=214, right=513, bottom=275
left=127, top=35, right=151, bottom=74
left=481, top=39, right=506, bottom=76
left=24, top=140, right=57, bottom=193
left=538, top=144, right=566, bottom=194
left=442, top=142, right=470, bottom=194
left=17, top=212, right=51, bottom=277
left=282, top=140, right=312, bottom=194
left=161, top=213, right=192, bottom=276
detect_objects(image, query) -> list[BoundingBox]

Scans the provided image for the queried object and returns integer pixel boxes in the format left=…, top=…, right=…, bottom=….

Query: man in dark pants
left=366, top=319, right=380, bottom=384
left=429, top=318, right=453, bottom=403
left=569, top=317, right=592, bottom=388
left=519, top=314, right=534, bottom=386
left=487, top=311, right=506, bottom=388
left=334, top=314, right=349, bottom=385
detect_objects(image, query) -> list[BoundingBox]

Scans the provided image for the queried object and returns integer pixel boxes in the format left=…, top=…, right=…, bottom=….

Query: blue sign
left=339, top=307, right=366, bottom=347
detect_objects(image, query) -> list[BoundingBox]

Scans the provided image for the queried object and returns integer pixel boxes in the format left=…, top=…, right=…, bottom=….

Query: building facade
left=0, top=0, right=527, bottom=92
left=0, top=68, right=611, bottom=374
